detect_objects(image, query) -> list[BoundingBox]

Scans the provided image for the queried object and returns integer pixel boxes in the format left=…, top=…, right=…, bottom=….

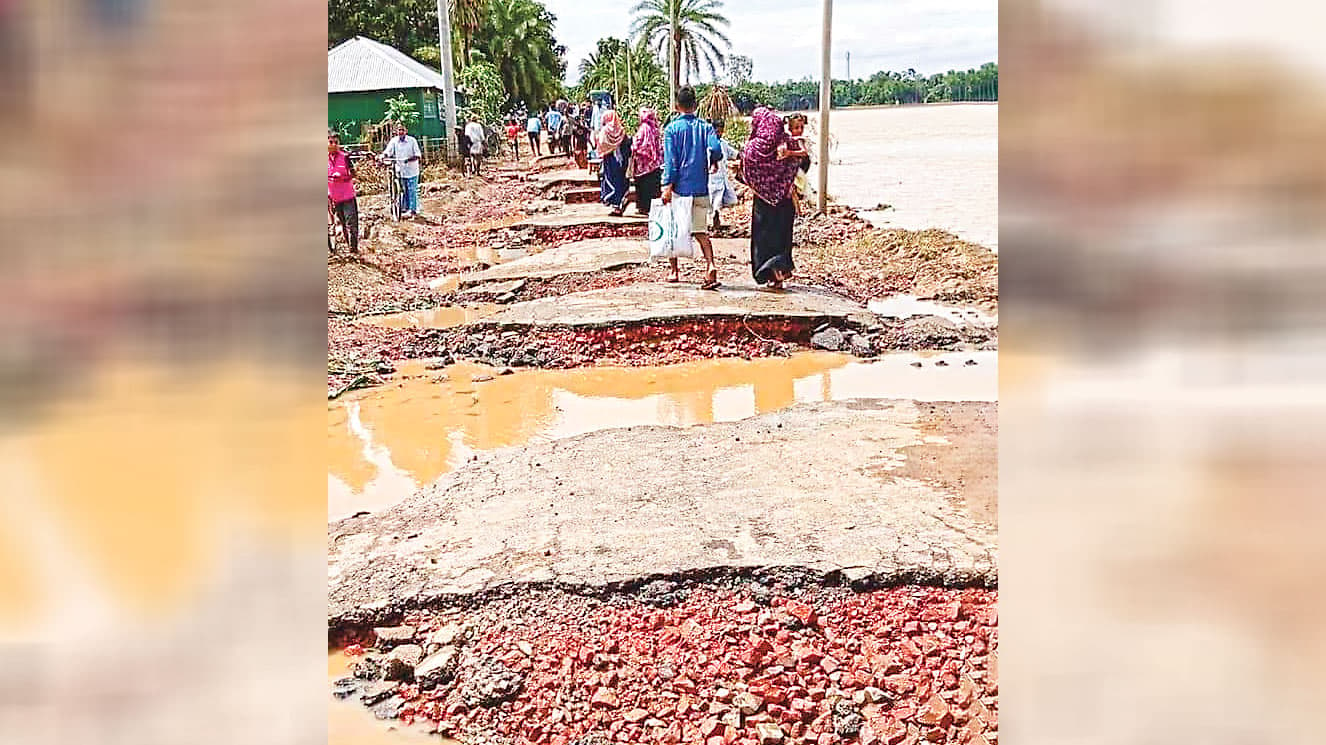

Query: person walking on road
left=505, top=118, right=521, bottom=161
left=381, top=122, right=422, bottom=218
left=327, top=132, right=360, bottom=254
left=661, top=86, right=724, bottom=289
left=546, top=105, right=563, bottom=155
left=572, top=101, right=592, bottom=170
left=465, top=114, right=487, bottom=176
left=595, top=109, right=632, bottom=216
left=741, top=107, right=805, bottom=289
left=707, top=118, right=740, bottom=233
left=526, top=110, right=543, bottom=157
left=631, top=107, right=664, bottom=216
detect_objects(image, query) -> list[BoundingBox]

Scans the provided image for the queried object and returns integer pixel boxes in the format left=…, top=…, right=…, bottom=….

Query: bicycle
left=381, top=155, right=406, bottom=220
left=328, top=151, right=366, bottom=254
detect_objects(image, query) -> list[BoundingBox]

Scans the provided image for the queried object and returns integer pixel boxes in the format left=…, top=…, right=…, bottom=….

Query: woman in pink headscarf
left=741, top=107, right=806, bottom=289
left=631, top=107, right=664, bottom=216
left=596, top=109, right=632, bottom=215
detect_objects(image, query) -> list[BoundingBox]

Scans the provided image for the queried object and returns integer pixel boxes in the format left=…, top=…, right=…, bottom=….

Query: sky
left=542, top=0, right=998, bottom=85
left=1047, top=0, right=1326, bottom=74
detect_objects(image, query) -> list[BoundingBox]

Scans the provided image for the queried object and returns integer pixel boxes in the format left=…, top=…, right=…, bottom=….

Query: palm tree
left=450, top=0, right=489, bottom=68
left=471, top=0, right=566, bottom=107
left=630, top=0, right=730, bottom=110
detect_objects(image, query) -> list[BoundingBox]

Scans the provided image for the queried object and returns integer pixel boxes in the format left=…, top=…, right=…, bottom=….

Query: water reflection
left=328, top=351, right=996, bottom=519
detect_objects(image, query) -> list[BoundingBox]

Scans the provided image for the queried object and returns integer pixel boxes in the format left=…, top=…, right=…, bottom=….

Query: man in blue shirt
left=662, top=85, right=724, bottom=289
left=546, top=106, right=563, bottom=154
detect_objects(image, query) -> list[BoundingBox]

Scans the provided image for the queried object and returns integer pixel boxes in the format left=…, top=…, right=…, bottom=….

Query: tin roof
left=328, top=36, right=446, bottom=94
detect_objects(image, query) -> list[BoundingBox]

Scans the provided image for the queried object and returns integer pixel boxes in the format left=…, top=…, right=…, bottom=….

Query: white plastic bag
left=648, top=197, right=694, bottom=259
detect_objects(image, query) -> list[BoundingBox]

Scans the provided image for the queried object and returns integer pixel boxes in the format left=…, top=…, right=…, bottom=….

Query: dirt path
left=327, top=157, right=999, bottom=745
left=327, top=162, right=998, bottom=398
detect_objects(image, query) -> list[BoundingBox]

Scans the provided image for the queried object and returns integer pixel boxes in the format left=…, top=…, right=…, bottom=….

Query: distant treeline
left=702, top=62, right=997, bottom=114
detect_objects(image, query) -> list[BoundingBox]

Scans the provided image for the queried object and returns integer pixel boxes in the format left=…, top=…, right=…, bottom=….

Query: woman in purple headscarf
left=631, top=107, right=664, bottom=216
left=741, top=108, right=807, bottom=289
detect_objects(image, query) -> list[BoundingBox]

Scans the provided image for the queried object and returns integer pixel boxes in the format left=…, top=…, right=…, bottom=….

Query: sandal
left=700, top=269, right=721, bottom=291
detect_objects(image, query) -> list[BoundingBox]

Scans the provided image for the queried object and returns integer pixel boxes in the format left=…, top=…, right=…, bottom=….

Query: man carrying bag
left=660, top=86, right=724, bottom=289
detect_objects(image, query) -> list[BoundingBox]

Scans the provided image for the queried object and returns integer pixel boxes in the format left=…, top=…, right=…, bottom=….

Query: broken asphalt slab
left=459, top=237, right=749, bottom=287
left=327, top=399, right=997, bottom=625
left=527, top=168, right=599, bottom=189
left=475, top=281, right=880, bottom=329
left=513, top=203, right=649, bottom=229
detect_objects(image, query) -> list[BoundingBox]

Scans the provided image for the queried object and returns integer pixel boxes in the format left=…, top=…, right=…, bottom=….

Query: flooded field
left=814, top=104, right=998, bottom=250
left=328, top=351, right=996, bottom=519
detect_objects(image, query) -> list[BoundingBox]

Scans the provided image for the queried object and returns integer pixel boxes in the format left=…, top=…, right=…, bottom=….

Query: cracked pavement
left=328, top=399, right=997, bottom=626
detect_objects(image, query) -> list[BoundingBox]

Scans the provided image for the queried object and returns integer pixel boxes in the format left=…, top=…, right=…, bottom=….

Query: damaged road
left=328, top=398, right=997, bottom=628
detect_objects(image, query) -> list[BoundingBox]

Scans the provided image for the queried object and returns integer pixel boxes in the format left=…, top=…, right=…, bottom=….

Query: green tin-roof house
left=328, top=36, right=463, bottom=141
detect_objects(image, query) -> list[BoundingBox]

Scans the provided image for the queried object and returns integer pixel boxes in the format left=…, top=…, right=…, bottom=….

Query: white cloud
left=542, top=0, right=997, bottom=85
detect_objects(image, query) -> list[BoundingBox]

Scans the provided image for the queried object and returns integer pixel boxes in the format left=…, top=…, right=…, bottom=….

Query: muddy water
left=868, top=295, right=998, bottom=328
left=329, top=650, right=458, bottom=745
left=328, top=351, right=996, bottom=519
left=812, top=104, right=998, bottom=251
left=359, top=304, right=501, bottom=330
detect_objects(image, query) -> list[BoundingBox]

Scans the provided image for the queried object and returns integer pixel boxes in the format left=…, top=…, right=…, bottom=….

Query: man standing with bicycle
left=327, top=131, right=359, bottom=254
left=381, top=122, right=422, bottom=218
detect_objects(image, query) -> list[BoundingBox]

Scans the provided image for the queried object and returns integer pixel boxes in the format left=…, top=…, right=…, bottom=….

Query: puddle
left=454, top=242, right=529, bottom=267
left=358, top=304, right=500, bottom=330
left=329, top=650, right=459, bottom=745
left=427, top=275, right=461, bottom=293
left=868, top=295, right=998, bottom=328
left=328, top=351, right=996, bottom=519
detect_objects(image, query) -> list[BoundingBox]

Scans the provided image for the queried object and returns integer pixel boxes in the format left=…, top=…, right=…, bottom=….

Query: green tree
left=329, top=0, right=435, bottom=50
left=471, top=0, right=566, bottom=108
left=383, top=94, right=422, bottom=127
left=450, top=0, right=489, bottom=67
left=726, top=54, right=752, bottom=86
left=458, top=61, right=505, bottom=125
left=630, top=0, right=730, bottom=110
left=579, top=37, right=668, bottom=110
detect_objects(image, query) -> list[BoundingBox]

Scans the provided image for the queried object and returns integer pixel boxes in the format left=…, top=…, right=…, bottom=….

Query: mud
left=329, top=352, right=997, bottom=519
left=360, top=305, right=502, bottom=331
left=330, top=650, right=460, bottom=745
left=887, top=402, right=999, bottom=527
left=329, top=168, right=996, bottom=400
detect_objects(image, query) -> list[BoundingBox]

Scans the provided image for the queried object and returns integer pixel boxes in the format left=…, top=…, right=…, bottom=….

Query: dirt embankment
left=328, top=170, right=997, bottom=397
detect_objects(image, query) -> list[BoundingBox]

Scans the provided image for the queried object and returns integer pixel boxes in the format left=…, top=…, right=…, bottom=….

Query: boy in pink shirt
left=327, top=132, right=359, bottom=254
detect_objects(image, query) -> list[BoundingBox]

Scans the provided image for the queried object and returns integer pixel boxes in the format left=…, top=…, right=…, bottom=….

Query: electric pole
left=436, top=0, right=457, bottom=160
left=817, top=0, right=832, bottom=213
left=846, top=50, right=850, bottom=80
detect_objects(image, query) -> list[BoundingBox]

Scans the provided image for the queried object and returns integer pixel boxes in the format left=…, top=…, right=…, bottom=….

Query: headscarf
left=596, top=109, right=626, bottom=157
left=631, top=108, right=664, bottom=175
left=741, top=107, right=802, bottom=206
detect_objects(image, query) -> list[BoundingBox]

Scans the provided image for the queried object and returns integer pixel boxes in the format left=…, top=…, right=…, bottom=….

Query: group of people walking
left=507, top=100, right=588, bottom=163
left=585, top=85, right=810, bottom=291
left=332, top=87, right=816, bottom=291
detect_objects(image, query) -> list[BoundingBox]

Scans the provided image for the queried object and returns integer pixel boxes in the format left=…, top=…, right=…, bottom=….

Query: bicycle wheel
left=388, top=171, right=402, bottom=221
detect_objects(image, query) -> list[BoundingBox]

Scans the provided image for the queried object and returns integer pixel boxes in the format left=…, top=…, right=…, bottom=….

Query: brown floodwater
left=358, top=304, right=501, bottom=330
left=328, top=650, right=459, bottom=745
left=328, top=351, right=997, bottom=519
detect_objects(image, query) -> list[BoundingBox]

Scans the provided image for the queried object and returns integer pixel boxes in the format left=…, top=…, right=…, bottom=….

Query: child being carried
left=782, top=113, right=812, bottom=215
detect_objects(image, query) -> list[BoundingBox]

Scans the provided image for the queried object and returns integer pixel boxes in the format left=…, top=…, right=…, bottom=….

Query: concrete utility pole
left=817, top=0, right=832, bottom=213
left=436, top=0, right=458, bottom=158
left=846, top=50, right=850, bottom=80
left=669, top=18, right=679, bottom=111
